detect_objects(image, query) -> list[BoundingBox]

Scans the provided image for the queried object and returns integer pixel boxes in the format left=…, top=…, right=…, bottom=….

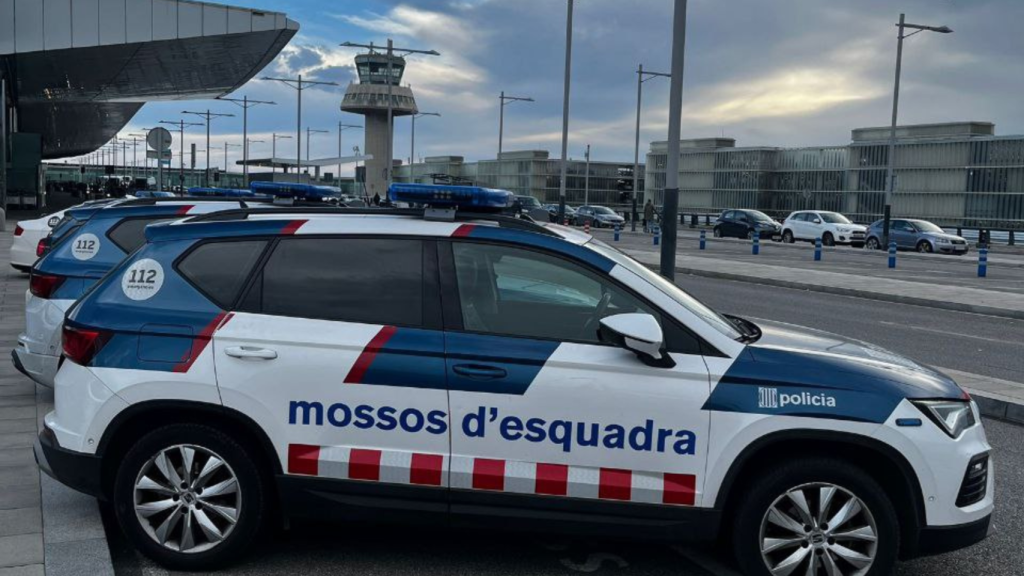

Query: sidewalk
left=940, top=368, right=1024, bottom=426
left=0, top=232, right=113, bottom=576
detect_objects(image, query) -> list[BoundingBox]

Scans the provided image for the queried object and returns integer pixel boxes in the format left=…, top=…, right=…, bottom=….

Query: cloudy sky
left=120, top=0, right=1024, bottom=175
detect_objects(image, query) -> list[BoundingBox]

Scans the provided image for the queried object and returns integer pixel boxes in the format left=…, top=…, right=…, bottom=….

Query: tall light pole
left=411, top=112, right=440, bottom=179
left=882, top=14, right=953, bottom=246
left=633, top=64, right=671, bottom=231
left=498, top=92, right=534, bottom=159
left=661, top=0, right=688, bottom=280
left=224, top=142, right=241, bottom=173
left=160, top=119, right=203, bottom=191
left=306, top=128, right=329, bottom=163
left=272, top=133, right=292, bottom=174
left=218, top=96, right=276, bottom=188
left=262, top=76, right=340, bottom=179
left=557, top=0, right=574, bottom=222
left=338, top=122, right=361, bottom=184
left=583, top=144, right=591, bottom=206
left=246, top=139, right=264, bottom=180
left=128, top=133, right=147, bottom=180
left=182, top=110, right=234, bottom=187
left=341, top=40, right=439, bottom=190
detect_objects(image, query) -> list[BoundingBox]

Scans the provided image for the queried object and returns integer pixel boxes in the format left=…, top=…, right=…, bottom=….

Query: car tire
left=866, top=237, right=880, bottom=250
left=713, top=227, right=723, bottom=238
left=113, top=423, right=267, bottom=571
left=782, top=230, right=794, bottom=244
left=732, top=457, right=899, bottom=576
left=916, top=240, right=933, bottom=253
left=822, top=232, right=835, bottom=247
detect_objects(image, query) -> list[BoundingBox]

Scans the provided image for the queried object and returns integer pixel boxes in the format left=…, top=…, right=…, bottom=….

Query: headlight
left=913, top=400, right=977, bottom=438
left=936, top=237, right=951, bottom=244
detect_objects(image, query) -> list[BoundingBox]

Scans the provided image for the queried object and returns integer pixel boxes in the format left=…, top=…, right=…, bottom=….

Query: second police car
left=36, top=185, right=992, bottom=575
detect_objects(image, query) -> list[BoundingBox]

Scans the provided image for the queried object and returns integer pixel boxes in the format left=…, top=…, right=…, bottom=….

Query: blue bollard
left=653, top=226, right=660, bottom=246
left=752, top=234, right=760, bottom=255
left=814, top=237, right=822, bottom=261
left=888, top=242, right=897, bottom=268
left=699, top=230, right=706, bottom=250
left=978, top=247, right=988, bottom=278
left=614, top=225, right=620, bottom=242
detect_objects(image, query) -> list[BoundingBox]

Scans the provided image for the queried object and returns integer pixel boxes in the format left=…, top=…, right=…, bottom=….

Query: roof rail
left=117, top=197, right=269, bottom=208
left=185, top=206, right=558, bottom=237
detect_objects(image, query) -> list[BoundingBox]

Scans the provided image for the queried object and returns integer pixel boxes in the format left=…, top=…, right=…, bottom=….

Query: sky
left=116, top=0, right=1024, bottom=176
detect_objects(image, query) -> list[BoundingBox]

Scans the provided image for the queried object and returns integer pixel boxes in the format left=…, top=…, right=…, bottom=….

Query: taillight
left=14, top=225, right=24, bottom=236
left=62, top=325, right=112, bottom=366
left=36, top=238, right=49, bottom=257
left=29, top=273, right=66, bottom=299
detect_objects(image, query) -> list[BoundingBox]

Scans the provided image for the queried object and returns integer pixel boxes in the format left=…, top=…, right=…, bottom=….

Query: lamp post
left=306, top=128, right=329, bottom=163
left=338, top=122, right=361, bottom=184
left=583, top=144, right=590, bottom=206
left=128, top=133, right=147, bottom=180
left=272, top=133, right=292, bottom=174
left=160, top=120, right=203, bottom=192
left=881, top=14, right=953, bottom=247
left=661, top=0, right=688, bottom=280
left=246, top=140, right=264, bottom=178
left=217, top=96, right=276, bottom=188
left=498, top=92, right=533, bottom=159
left=224, top=142, right=241, bottom=176
left=633, top=64, right=671, bottom=231
left=262, top=76, right=340, bottom=178
left=411, top=112, right=440, bottom=180
left=557, top=0, right=574, bottom=223
left=341, top=40, right=439, bottom=189
left=182, top=110, right=235, bottom=187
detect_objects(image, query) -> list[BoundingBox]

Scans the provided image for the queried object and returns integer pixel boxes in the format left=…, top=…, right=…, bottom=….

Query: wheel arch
left=713, top=429, right=926, bottom=558
left=95, top=400, right=283, bottom=500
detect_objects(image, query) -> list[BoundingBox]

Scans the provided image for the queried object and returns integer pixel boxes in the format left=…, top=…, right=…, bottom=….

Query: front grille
left=952, top=239, right=966, bottom=245
left=956, top=454, right=989, bottom=507
left=851, top=232, right=865, bottom=238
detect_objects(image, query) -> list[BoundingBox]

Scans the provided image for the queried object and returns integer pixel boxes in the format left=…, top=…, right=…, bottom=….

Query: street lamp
left=583, top=144, right=590, bottom=206
left=498, top=92, right=533, bottom=159
left=881, top=14, right=953, bottom=246
left=262, top=76, right=340, bottom=177
left=223, top=142, right=241, bottom=173
left=411, top=112, right=440, bottom=180
left=217, top=96, right=276, bottom=187
left=272, top=133, right=292, bottom=174
left=341, top=40, right=440, bottom=189
left=632, top=64, right=671, bottom=231
left=159, top=119, right=203, bottom=190
left=557, top=0, right=574, bottom=223
left=306, top=128, right=329, bottom=163
left=182, top=110, right=235, bottom=187
left=246, top=139, right=264, bottom=175
left=338, top=122, right=362, bottom=184
left=661, top=0, right=688, bottom=280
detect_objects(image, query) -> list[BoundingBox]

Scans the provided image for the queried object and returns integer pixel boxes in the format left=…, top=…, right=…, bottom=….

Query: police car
left=14, top=199, right=254, bottom=387
left=35, top=184, right=992, bottom=574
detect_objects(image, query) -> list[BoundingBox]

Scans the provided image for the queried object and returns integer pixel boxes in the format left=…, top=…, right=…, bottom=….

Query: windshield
left=819, top=212, right=851, bottom=224
left=911, top=220, right=944, bottom=233
left=518, top=196, right=542, bottom=208
left=748, top=211, right=773, bottom=223
left=593, top=206, right=616, bottom=215
left=585, top=240, right=743, bottom=340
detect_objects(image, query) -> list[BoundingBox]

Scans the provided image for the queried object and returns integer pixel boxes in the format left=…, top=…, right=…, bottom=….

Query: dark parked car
left=515, top=195, right=544, bottom=216
left=713, top=209, right=781, bottom=240
left=865, top=219, right=970, bottom=254
left=543, top=204, right=578, bottom=224
left=576, top=205, right=625, bottom=228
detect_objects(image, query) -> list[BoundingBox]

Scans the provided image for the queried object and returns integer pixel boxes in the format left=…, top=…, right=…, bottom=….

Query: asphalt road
left=593, top=228, right=1024, bottom=294
left=106, top=278, right=1022, bottom=576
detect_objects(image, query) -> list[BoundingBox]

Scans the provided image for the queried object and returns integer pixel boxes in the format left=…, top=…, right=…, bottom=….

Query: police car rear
left=37, top=185, right=992, bottom=573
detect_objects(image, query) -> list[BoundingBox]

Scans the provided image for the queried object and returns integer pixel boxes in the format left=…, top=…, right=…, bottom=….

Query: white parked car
left=10, top=211, right=67, bottom=272
left=781, top=211, right=866, bottom=247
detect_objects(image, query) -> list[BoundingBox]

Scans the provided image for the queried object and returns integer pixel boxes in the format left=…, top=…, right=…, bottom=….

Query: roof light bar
left=388, top=183, right=515, bottom=210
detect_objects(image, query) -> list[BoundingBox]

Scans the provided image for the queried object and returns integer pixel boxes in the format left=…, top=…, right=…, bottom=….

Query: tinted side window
left=178, top=240, right=268, bottom=309
left=107, top=217, right=172, bottom=253
left=254, top=238, right=424, bottom=327
left=792, top=213, right=806, bottom=222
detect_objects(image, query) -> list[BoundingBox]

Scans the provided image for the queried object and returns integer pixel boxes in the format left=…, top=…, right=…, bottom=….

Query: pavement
left=0, top=231, right=114, bottom=576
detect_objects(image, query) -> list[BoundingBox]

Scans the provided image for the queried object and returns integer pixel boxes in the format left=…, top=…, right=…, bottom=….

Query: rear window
left=244, top=238, right=425, bottom=327
left=178, top=240, right=268, bottom=309
left=107, top=217, right=174, bottom=253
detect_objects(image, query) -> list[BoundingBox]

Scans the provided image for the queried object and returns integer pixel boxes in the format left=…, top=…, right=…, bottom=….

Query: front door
left=214, top=236, right=450, bottom=514
left=440, top=240, right=711, bottom=528
left=891, top=220, right=915, bottom=248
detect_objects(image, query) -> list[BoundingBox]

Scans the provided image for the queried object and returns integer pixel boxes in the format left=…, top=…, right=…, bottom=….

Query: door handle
left=452, top=364, right=507, bottom=380
left=224, top=346, right=278, bottom=360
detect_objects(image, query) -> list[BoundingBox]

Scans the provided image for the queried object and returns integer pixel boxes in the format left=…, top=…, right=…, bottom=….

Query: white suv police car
left=36, top=185, right=992, bottom=574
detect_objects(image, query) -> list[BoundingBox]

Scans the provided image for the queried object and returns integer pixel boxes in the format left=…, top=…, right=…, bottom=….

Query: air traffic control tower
left=341, top=49, right=418, bottom=197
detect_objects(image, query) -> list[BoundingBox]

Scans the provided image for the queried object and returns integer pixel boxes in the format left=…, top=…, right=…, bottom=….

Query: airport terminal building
left=645, top=122, right=1024, bottom=231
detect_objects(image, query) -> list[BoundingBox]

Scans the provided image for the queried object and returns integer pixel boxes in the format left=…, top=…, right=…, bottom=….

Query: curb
left=672, top=266, right=1024, bottom=321
left=970, top=392, right=1024, bottom=427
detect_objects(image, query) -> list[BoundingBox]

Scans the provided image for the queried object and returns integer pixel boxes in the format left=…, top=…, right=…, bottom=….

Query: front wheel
left=732, top=458, right=899, bottom=576
left=822, top=232, right=835, bottom=247
left=917, top=240, right=933, bottom=253
left=865, top=237, right=880, bottom=250
left=782, top=230, right=794, bottom=244
left=113, top=424, right=268, bottom=571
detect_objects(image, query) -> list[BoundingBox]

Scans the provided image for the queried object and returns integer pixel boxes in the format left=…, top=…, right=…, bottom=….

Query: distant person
left=372, top=192, right=381, bottom=206
left=643, top=199, right=655, bottom=232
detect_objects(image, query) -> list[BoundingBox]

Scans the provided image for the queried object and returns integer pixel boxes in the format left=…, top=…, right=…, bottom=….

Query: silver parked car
left=865, top=219, right=970, bottom=254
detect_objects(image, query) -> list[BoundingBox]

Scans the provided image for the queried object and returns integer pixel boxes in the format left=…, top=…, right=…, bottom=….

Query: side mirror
left=813, top=218, right=822, bottom=224
left=598, top=313, right=675, bottom=368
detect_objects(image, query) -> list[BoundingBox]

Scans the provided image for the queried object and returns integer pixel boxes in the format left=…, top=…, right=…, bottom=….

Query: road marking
left=879, top=321, right=1022, bottom=346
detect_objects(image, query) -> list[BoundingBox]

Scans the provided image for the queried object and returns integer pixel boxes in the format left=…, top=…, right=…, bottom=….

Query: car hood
left=836, top=224, right=867, bottom=232
left=703, top=320, right=965, bottom=423
left=923, top=232, right=964, bottom=242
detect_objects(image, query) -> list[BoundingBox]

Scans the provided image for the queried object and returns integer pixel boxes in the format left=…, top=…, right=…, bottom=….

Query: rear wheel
left=113, top=424, right=267, bottom=571
left=732, top=458, right=898, bottom=576
left=917, top=240, right=933, bottom=253
left=822, top=232, right=835, bottom=247
left=713, top=227, right=723, bottom=238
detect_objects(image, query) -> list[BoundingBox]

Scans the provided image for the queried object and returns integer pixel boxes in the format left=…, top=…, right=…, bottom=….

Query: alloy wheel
left=134, top=444, right=241, bottom=554
left=759, top=482, right=878, bottom=576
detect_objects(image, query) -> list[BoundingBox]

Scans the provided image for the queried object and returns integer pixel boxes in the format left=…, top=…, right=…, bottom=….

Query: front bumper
left=34, top=424, right=104, bottom=499
left=915, top=514, right=991, bottom=557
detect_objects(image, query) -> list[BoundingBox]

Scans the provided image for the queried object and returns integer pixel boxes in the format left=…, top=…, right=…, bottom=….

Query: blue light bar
left=187, top=187, right=256, bottom=198
left=388, top=183, right=514, bottom=209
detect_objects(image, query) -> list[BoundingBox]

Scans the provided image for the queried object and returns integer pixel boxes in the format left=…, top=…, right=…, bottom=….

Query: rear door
left=440, top=240, right=711, bottom=529
left=213, top=236, right=451, bottom=517
left=789, top=212, right=808, bottom=239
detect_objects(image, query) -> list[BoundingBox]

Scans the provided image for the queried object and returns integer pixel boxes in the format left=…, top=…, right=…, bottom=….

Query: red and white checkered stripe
left=287, top=444, right=445, bottom=487
left=287, top=444, right=695, bottom=506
